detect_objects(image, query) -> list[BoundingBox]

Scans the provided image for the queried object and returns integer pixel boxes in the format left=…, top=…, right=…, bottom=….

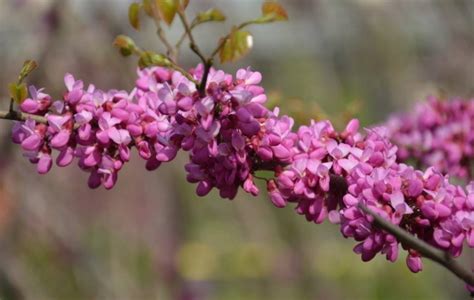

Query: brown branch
left=150, top=5, right=177, bottom=61
left=177, top=10, right=207, bottom=65
left=0, top=109, right=82, bottom=130
left=176, top=10, right=211, bottom=96
left=0, top=110, right=47, bottom=124
left=175, top=31, right=188, bottom=51
left=358, top=203, right=474, bottom=287
left=198, top=59, right=213, bottom=97
left=175, top=17, right=199, bottom=50
left=8, top=99, right=14, bottom=115
left=155, top=21, right=177, bottom=61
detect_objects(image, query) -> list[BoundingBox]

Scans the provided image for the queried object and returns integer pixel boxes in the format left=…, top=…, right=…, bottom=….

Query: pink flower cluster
left=136, top=65, right=296, bottom=199
left=268, top=118, right=474, bottom=272
left=386, top=96, right=474, bottom=180
left=267, top=119, right=361, bottom=218
left=11, top=66, right=474, bottom=278
left=341, top=147, right=474, bottom=272
left=11, top=66, right=295, bottom=197
left=12, top=72, right=180, bottom=189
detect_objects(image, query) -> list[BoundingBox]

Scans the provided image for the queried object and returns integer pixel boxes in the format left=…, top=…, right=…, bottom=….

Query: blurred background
left=0, top=0, right=474, bottom=299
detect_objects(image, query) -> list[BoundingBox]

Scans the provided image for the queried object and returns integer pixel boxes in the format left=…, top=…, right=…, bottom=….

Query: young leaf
left=196, top=8, right=226, bottom=24
left=129, top=2, right=142, bottom=30
left=138, top=51, right=171, bottom=69
left=19, top=60, right=38, bottom=83
left=142, top=0, right=154, bottom=17
left=113, top=35, right=138, bottom=56
left=8, top=83, right=28, bottom=104
left=219, top=29, right=253, bottom=63
left=156, top=0, right=178, bottom=25
left=259, top=1, right=288, bottom=23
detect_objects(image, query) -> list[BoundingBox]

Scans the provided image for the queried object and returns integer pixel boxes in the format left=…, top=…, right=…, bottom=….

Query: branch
left=175, top=17, right=199, bottom=50
left=177, top=10, right=207, bottom=65
left=150, top=6, right=177, bottom=61
left=358, top=203, right=474, bottom=287
left=0, top=109, right=81, bottom=130
left=8, top=99, right=14, bottom=115
left=198, top=59, right=213, bottom=97
left=175, top=31, right=188, bottom=51
left=0, top=110, right=47, bottom=124
left=177, top=10, right=211, bottom=96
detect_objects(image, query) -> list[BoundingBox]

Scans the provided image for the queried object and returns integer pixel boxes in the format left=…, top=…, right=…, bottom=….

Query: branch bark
left=0, top=110, right=47, bottom=124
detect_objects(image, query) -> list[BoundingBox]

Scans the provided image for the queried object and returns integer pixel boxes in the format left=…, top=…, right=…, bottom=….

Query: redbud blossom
left=11, top=66, right=474, bottom=278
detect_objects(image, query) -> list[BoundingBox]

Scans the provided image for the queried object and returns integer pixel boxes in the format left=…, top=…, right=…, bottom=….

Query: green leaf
left=138, top=51, right=171, bottom=69
left=142, top=0, right=154, bottom=17
left=258, top=1, right=288, bottom=23
left=129, top=2, right=142, bottom=30
left=196, top=8, right=226, bottom=24
left=156, top=0, right=178, bottom=25
left=8, top=83, right=28, bottom=104
left=18, top=60, right=38, bottom=83
left=219, top=29, right=253, bottom=63
left=113, top=35, right=137, bottom=56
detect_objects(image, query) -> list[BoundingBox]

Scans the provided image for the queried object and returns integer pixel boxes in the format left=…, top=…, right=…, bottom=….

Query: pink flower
left=37, top=152, right=52, bottom=174
left=406, top=252, right=423, bottom=273
left=108, top=127, right=131, bottom=145
left=20, top=86, right=52, bottom=113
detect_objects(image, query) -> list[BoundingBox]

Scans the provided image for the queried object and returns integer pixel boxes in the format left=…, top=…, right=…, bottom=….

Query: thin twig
left=8, top=99, right=14, bottom=114
left=175, top=31, right=188, bottom=51
left=358, top=203, right=474, bottom=287
left=177, top=10, right=211, bottom=95
left=150, top=5, right=177, bottom=61
left=175, top=18, right=198, bottom=50
left=177, top=10, right=207, bottom=65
